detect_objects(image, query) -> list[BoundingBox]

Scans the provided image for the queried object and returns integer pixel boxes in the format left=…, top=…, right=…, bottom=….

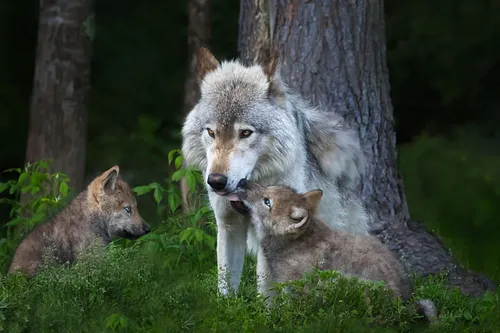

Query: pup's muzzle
left=230, top=178, right=250, bottom=216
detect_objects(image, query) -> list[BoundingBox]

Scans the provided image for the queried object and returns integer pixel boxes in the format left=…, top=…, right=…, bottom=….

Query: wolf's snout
left=143, top=223, right=151, bottom=234
left=207, top=173, right=228, bottom=191
left=237, top=178, right=248, bottom=188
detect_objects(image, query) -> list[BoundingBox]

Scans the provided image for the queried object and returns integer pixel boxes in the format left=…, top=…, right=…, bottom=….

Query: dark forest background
left=1, top=0, right=500, bottom=282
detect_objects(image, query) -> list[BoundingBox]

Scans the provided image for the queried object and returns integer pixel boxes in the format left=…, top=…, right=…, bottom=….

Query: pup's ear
left=287, top=206, right=310, bottom=232
left=303, top=189, right=323, bottom=212
left=263, top=49, right=286, bottom=106
left=198, top=47, right=220, bottom=81
left=100, top=165, right=120, bottom=195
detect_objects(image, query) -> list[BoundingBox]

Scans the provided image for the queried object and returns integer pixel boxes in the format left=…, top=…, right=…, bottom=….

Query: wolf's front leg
left=257, top=246, right=275, bottom=305
left=216, top=216, right=249, bottom=296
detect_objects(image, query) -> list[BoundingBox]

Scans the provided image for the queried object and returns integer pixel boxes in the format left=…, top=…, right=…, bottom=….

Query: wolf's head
left=182, top=48, right=300, bottom=200
left=88, top=166, right=150, bottom=240
left=236, top=179, right=323, bottom=240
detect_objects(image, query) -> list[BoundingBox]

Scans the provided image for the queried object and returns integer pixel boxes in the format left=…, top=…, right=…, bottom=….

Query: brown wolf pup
left=8, top=165, right=150, bottom=277
left=236, top=179, right=437, bottom=322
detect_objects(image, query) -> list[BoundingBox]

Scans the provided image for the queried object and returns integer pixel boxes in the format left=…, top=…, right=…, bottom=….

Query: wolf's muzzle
left=207, top=173, right=228, bottom=191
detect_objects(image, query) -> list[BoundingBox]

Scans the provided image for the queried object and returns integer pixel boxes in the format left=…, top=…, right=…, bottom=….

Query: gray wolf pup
left=236, top=179, right=437, bottom=322
left=181, top=47, right=370, bottom=297
left=8, top=165, right=150, bottom=277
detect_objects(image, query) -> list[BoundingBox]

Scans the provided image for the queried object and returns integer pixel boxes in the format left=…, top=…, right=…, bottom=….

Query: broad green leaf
left=59, top=182, right=69, bottom=196
left=168, top=149, right=179, bottom=165
left=175, top=155, right=183, bottom=170
left=133, top=185, right=153, bottom=195
left=153, top=188, right=163, bottom=205
left=171, top=170, right=185, bottom=182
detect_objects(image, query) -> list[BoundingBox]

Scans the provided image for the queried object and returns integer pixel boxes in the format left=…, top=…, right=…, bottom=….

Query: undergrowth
left=0, top=146, right=499, bottom=332
left=1, top=241, right=499, bottom=333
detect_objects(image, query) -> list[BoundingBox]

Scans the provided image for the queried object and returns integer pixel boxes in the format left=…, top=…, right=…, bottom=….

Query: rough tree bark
left=26, top=0, right=94, bottom=192
left=181, top=0, right=212, bottom=212
left=238, top=0, right=497, bottom=296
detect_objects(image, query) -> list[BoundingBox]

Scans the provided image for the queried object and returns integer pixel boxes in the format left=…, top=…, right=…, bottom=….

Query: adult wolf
left=181, top=48, right=371, bottom=297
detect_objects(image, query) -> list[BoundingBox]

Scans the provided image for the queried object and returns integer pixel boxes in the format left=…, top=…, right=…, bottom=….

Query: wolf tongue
left=226, top=193, right=240, bottom=201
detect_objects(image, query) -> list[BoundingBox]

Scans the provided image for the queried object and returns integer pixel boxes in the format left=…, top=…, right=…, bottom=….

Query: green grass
left=0, top=215, right=499, bottom=333
left=2, top=132, right=500, bottom=333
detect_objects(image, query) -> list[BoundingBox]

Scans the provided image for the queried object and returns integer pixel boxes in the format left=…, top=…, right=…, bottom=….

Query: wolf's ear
left=100, top=165, right=119, bottom=195
left=198, top=47, right=220, bottom=81
left=287, top=206, right=310, bottom=232
left=263, top=50, right=286, bottom=105
left=303, top=189, right=323, bottom=212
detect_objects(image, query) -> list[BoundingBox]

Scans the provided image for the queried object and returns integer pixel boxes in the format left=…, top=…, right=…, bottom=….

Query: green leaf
left=148, top=182, right=161, bottom=190
left=194, top=229, right=205, bottom=243
left=174, top=155, right=183, bottom=170
left=179, top=228, right=195, bottom=243
left=0, top=182, right=11, bottom=194
left=5, top=218, right=25, bottom=227
left=3, top=168, right=21, bottom=174
left=153, top=188, right=163, bottom=205
left=17, top=172, right=29, bottom=186
left=59, top=182, right=69, bottom=197
left=133, top=185, right=153, bottom=195
left=171, top=170, right=185, bottom=182
left=185, top=172, right=197, bottom=192
left=167, top=191, right=182, bottom=214
left=168, top=149, right=180, bottom=165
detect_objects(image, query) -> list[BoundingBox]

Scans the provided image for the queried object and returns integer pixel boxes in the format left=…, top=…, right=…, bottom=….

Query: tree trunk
left=181, top=0, right=212, bottom=212
left=238, top=0, right=497, bottom=297
left=26, top=0, right=94, bottom=192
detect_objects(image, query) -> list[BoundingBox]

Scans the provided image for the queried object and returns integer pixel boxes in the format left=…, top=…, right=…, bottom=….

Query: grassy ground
left=1, top=214, right=499, bottom=333
left=2, top=131, right=500, bottom=333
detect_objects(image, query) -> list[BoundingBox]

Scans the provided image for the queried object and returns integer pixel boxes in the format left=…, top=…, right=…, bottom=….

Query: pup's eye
left=207, top=128, right=215, bottom=138
left=240, top=130, right=253, bottom=138
left=263, top=198, right=271, bottom=208
left=124, top=206, right=131, bottom=213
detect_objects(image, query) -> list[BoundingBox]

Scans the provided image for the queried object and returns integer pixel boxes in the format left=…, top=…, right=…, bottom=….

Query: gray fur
left=181, top=49, right=371, bottom=297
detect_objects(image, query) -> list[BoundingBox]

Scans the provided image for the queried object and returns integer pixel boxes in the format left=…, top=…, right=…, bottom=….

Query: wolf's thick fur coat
left=181, top=48, right=371, bottom=296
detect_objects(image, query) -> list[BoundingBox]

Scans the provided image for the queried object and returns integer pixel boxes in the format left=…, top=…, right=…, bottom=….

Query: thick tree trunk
left=238, top=0, right=497, bottom=296
left=26, top=0, right=93, bottom=192
left=181, top=0, right=212, bottom=212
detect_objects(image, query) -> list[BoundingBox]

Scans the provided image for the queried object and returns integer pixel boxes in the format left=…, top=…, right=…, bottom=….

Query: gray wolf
left=181, top=47, right=371, bottom=297
left=236, top=179, right=437, bottom=322
left=8, top=165, right=150, bottom=277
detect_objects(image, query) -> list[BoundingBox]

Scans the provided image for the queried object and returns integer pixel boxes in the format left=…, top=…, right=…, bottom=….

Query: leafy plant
left=133, top=149, right=216, bottom=266
left=0, top=160, right=71, bottom=272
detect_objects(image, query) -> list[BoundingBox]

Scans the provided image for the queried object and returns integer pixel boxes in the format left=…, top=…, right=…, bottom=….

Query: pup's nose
left=207, top=173, right=228, bottom=191
left=144, top=223, right=151, bottom=234
left=237, top=178, right=248, bottom=188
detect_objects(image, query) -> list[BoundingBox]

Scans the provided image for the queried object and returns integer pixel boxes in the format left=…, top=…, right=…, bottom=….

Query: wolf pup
left=182, top=47, right=371, bottom=297
left=236, top=179, right=437, bottom=322
left=8, top=166, right=150, bottom=277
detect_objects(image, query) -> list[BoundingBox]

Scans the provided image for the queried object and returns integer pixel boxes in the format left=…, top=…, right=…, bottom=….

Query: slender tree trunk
left=238, top=0, right=497, bottom=297
left=26, top=0, right=94, bottom=192
left=181, top=0, right=212, bottom=212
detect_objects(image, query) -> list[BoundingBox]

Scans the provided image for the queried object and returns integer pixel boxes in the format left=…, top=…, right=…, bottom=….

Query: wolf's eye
left=263, top=198, right=271, bottom=208
left=124, top=206, right=131, bottom=214
left=240, top=130, right=253, bottom=138
left=207, top=128, right=215, bottom=138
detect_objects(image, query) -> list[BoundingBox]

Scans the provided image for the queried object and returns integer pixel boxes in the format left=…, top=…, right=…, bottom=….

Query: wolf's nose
left=207, top=173, right=228, bottom=191
left=237, top=178, right=248, bottom=188
left=144, top=224, right=151, bottom=234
